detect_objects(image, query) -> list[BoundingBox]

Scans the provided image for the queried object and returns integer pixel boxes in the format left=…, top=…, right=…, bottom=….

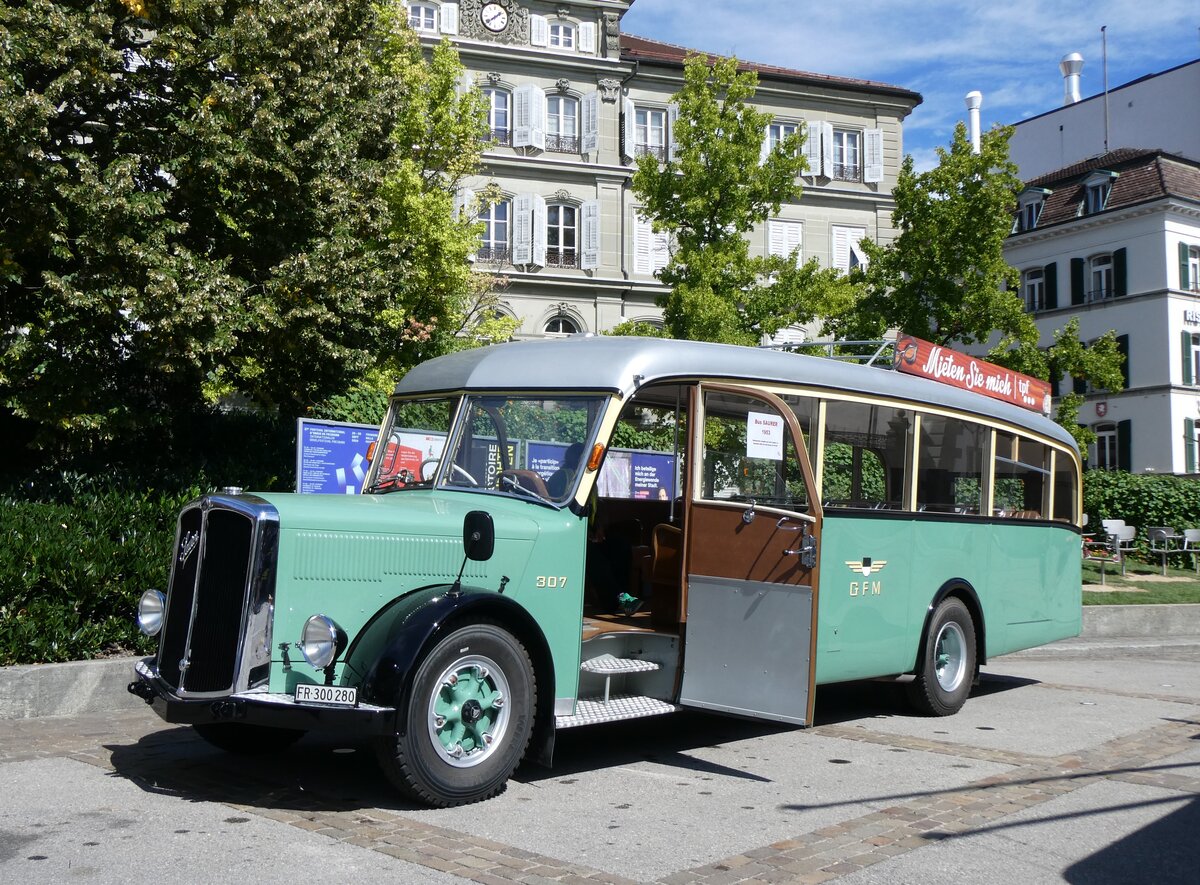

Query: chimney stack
left=1060, top=52, right=1084, bottom=105
left=965, top=91, right=982, bottom=153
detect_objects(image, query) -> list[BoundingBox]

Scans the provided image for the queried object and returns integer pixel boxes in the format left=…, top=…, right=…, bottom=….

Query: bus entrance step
left=556, top=694, right=680, bottom=729
left=579, top=653, right=660, bottom=675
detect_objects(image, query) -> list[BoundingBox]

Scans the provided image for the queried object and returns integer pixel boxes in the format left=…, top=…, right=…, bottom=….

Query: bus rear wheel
left=374, top=622, right=535, bottom=807
left=906, top=598, right=975, bottom=716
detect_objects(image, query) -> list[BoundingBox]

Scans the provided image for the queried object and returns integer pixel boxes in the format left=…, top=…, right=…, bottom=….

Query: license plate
left=294, top=683, right=358, bottom=707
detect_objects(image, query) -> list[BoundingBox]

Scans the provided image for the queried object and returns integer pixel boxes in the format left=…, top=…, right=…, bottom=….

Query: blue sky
left=621, top=0, right=1198, bottom=171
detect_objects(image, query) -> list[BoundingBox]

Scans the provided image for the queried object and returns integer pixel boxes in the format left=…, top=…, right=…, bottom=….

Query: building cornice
left=1008, top=197, right=1198, bottom=245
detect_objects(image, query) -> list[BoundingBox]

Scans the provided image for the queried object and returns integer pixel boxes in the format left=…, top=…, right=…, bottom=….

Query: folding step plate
left=579, top=653, right=660, bottom=675
left=555, top=694, right=680, bottom=729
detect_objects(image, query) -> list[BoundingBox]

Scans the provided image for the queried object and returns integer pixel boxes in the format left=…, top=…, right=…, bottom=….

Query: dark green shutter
left=1186, top=418, right=1197, bottom=474
left=1071, top=257, right=1085, bottom=305
left=1117, top=334, right=1130, bottom=389
left=1113, top=248, right=1127, bottom=297
left=1181, top=242, right=1192, bottom=290
left=1184, top=330, right=1195, bottom=385
left=1044, top=262, right=1058, bottom=309
left=1117, top=420, right=1132, bottom=472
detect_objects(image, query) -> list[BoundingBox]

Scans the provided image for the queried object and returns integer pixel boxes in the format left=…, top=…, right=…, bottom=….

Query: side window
left=604, top=387, right=687, bottom=501
left=993, top=432, right=1049, bottom=518
left=1053, top=449, right=1078, bottom=522
left=916, top=413, right=986, bottom=514
left=822, top=400, right=909, bottom=509
left=700, top=390, right=807, bottom=511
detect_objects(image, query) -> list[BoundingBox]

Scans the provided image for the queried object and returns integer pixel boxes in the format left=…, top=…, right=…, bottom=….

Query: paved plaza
left=2, top=640, right=1198, bottom=884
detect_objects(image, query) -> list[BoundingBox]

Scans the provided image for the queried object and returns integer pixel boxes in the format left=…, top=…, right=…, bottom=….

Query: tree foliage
left=632, top=54, right=848, bottom=345
left=0, top=0, right=492, bottom=458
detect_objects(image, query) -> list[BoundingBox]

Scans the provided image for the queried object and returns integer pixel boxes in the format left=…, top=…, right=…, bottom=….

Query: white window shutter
left=831, top=225, right=848, bottom=271
left=666, top=103, right=680, bottom=161
left=652, top=227, right=670, bottom=272
left=453, top=187, right=475, bottom=221
left=440, top=3, right=458, bottom=34
left=578, top=21, right=596, bottom=53
left=530, top=87, right=546, bottom=151
left=513, top=193, right=533, bottom=264
left=530, top=14, right=548, bottom=47
left=581, top=200, right=600, bottom=270
left=622, top=97, right=635, bottom=159
left=513, top=84, right=533, bottom=147
left=457, top=71, right=474, bottom=97
left=582, top=91, right=599, bottom=153
left=759, top=125, right=771, bottom=165
left=864, top=128, right=883, bottom=182
left=820, top=122, right=834, bottom=178
left=801, top=120, right=821, bottom=176
left=531, top=194, right=547, bottom=267
left=633, top=212, right=652, bottom=275
left=785, top=221, right=802, bottom=259
left=767, top=220, right=786, bottom=257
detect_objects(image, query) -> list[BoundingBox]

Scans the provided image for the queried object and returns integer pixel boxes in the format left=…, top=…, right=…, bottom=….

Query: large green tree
left=829, top=123, right=1123, bottom=451
left=632, top=54, right=854, bottom=345
left=0, top=0, right=490, bottom=456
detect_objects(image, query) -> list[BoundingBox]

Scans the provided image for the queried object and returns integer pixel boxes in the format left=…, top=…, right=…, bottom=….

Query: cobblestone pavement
left=2, top=660, right=1198, bottom=884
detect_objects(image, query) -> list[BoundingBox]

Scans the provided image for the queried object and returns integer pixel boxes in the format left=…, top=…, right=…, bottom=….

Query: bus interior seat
left=499, top=469, right=550, bottom=498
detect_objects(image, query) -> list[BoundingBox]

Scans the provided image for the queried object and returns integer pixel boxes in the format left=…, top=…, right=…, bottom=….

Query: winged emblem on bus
left=846, top=558, right=887, bottom=578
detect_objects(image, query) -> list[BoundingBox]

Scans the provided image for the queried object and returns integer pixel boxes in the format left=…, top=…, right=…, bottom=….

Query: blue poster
left=631, top=452, right=676, bottom=499
left=528, top=441, right=570, bottom=481
left=296, top=419, right=379, bottom=494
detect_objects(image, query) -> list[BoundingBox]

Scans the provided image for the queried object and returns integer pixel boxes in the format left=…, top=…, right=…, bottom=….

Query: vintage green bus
left=130, top=337, right=1082, bottom=806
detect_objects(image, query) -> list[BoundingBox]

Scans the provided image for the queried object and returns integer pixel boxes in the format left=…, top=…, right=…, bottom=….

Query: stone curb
left=2, top=604, right=1199, bottom=721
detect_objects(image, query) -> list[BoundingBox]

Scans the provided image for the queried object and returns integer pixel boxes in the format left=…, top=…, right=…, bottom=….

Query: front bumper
left=128, top=658, right=397, bottom=735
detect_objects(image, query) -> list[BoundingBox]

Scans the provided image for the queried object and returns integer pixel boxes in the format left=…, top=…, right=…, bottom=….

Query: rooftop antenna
left=1101, top=25, right=1110, bottom=153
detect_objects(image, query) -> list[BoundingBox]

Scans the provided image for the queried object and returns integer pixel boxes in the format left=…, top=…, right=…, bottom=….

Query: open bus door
left=679, top=385, right=822, bottom=726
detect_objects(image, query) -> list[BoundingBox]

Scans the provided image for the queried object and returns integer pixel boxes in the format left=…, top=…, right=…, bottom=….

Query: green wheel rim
left=933, top=621, right=967, bottom=693
left=426, top=654, right=511, bottom=768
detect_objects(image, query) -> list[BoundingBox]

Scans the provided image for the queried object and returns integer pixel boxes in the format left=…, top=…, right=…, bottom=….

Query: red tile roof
left=619, top=33, right=922, bottom=104
left=1020, top=149, right=1200, bottom=231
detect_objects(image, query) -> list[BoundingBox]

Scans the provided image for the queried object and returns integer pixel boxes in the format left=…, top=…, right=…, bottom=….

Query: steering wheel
left=419, top=458, right=479, bottom=486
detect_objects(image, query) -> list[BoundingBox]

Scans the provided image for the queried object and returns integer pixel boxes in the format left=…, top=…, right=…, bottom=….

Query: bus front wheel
left=374, top=622, right=536, bottom=807
left=906, top=598, right=975, bottom=716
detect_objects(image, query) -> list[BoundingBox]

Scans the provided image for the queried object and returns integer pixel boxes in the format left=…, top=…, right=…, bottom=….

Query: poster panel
left=296, top=419, right=379, bottom=495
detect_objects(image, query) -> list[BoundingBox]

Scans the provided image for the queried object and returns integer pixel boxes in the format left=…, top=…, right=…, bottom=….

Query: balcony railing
left=487, top=128, right=512, bottom=147
left=475, top=246, right=510, bottom=264
left=545, top=249, right=579, bottom=269
left=1086, top=287, right=1113, bottom=302
left=831, top=163, right=861, bottom=182
left=546, top=134, right=580, bottom=154
left=634, top=143, right=667, bottom=162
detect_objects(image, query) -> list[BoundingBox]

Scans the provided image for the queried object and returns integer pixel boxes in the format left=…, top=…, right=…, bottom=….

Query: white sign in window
left=746, top=411, right=785, bottom=461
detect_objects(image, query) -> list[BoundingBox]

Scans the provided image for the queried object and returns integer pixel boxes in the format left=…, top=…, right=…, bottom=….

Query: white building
left=403, top=0, right=920, bottom=339
left=1010, top=58, right=1200, bottom=180
left=1006, top=148, right=1200, bottom=475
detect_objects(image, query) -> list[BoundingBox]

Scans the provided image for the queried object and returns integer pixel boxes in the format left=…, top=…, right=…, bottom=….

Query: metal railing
left=487, top=128, right=512, bottom=147
left=475, top=246, right=510, bottom=264
left=634, top=143, right=667, bottom=162
left=546, top=134, right=580, bottom=154
left=545, top=249, right=579, bottom=269
left=831, top=163, right=861, bottom=182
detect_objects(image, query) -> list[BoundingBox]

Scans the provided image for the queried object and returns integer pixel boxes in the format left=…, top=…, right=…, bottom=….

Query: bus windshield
left=366, top=394, right=608, bottom=504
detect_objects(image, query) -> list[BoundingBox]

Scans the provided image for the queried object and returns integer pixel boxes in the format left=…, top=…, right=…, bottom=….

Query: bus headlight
left=300, top=615, right=345, bottom=669
left=137, top=590, right=166, bottom=636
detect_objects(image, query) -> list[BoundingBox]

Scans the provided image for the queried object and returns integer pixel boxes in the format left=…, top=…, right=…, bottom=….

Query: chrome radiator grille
left=157, top=499, right=274, bottom=696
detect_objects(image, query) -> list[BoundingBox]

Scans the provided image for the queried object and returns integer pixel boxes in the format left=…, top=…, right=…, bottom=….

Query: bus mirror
left=463, top=511, right=495, bottom=562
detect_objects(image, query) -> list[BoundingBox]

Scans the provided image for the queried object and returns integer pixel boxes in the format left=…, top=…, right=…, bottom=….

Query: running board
left=556, top=694, right=680, bottom=729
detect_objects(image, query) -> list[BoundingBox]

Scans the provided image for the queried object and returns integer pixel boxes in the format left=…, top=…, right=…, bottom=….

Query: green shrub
left=1083, top=471, right=1200, bottom=537
left=0, top=488, right=193, bottom=665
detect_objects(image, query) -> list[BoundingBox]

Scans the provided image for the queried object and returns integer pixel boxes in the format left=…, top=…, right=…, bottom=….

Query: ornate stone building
left=403, top=0, right=921, bottom=339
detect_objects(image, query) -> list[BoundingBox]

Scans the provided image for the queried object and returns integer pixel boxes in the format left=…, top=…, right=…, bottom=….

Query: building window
left=546, top=95, right=579, bottom=154
left=545, top=316, right=578, bottom=335
left=1022, top=200, right=1043, bottom=231
left=546, top=204, right=578, bottom=268
left=1186, top=245, right=1200, bottom=291
left=1093, top=423, right=1118, bottom=470
left=635, top=107, right=667, bottom=161
left=1085, top=181, right=1111, bottom=214
left=832, top=129, right=860, bottom=181
left=831, top=225, right=867, bottom=274
left=408, top=3, right=436, bottom=30
left=768, top=122, right=799, bottom=152
left=483, top=88, right=511, bottom=146
left=478, top=200, right=510, bottom=262
left=1023, top=268, right=1046, bottom=311
left=1187, top=332, right=1200, bottom=386
left=549, top=21, right=575, bottom=49
left=1088, top=254, right=1113, bottom=301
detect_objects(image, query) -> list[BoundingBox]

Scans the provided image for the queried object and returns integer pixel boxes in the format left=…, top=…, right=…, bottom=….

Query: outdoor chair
left=1182, top=528, right=1200, bottom=576
left=1146, top=526, right=1182, bottom=576
left=1114, top=525, right=1137, bottom=576
left=1082, top=535, right=1118, bottom=585
left=1100, top=518, right=1125, bottom=539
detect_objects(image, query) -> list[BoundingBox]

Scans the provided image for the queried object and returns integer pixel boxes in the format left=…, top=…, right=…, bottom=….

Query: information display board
left=295, top=419, right=379, bottom=495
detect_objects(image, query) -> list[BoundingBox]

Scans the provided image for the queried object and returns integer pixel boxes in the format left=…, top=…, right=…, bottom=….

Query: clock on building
left=480, top=2, right=509, bottom=32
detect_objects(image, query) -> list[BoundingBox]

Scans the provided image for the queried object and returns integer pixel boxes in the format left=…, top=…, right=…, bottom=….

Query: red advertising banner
left=893, top=335, right=1053, bottom=415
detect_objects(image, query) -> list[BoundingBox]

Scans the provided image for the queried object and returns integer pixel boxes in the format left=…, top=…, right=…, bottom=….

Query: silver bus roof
left=394, top=337, right=1077, bottom=451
